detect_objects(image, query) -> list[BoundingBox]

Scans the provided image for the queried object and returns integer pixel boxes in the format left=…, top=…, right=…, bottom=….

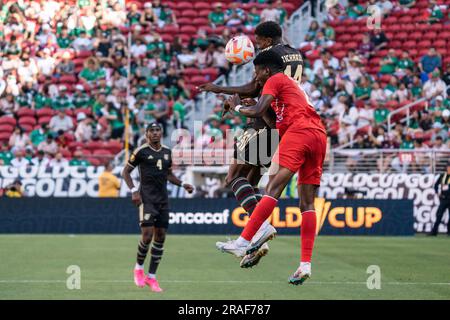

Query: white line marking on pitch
left=0, top=280, right=449, bottom=285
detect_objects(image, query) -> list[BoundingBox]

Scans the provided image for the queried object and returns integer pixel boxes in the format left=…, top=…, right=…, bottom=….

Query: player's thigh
left=270, top=129, right=307, bottom=176
left=297, top=130, right=327, bottom=186
left=225, top=158, right=253, bottom=185
left=139, top=202, right=158, bottom=228
left=152, top=203, right=170, bottom=231
left=265, top=165, right=296, bottom=198
left=247, top=165, right=263, bottom=187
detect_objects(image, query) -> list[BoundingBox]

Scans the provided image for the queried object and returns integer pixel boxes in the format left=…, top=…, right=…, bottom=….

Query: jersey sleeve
left=261, top=74, right=281, bottom=98
left=127, top=148, right=142, bottom=168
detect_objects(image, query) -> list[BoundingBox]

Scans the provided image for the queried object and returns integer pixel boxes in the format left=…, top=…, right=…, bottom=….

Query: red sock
left=241, top=195, right=278, bottom=241
left=301, top=210, right=317, bottom=262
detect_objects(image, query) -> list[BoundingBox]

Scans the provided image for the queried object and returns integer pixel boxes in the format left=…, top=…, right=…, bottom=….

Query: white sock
left=147, top=273, right=156, bottom=279
left=260, top=219, right=270, bottom=229
left=300, top=261, right=311, bottom=272
left=236, top=236, right=250, bottom=247
left=135, top=263, right=144, bottom=270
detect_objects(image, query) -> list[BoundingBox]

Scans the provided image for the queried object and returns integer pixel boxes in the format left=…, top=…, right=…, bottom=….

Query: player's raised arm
left=197, top=78, right=261, bottom=98
left=227, top=93, right=273, bottom=118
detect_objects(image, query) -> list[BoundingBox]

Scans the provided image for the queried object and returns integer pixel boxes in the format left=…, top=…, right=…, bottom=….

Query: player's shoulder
left=270, top=43, right=299, bottom=55
left=132, top=143, right=149, bottom=155
left=162, top=144, right=172, bottom=154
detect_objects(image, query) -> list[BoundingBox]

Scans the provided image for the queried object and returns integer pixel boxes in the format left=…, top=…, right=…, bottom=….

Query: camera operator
left=429, top=161, right=450, bottom=236
left=4, top=179, right=25, bottom=198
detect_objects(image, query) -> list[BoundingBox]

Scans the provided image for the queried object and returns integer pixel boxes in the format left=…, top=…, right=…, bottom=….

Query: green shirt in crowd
left=29, top=129, right=47, bottom=146
left=354, top=86, right=372, bottom=99
left=208, top=11, right=225, bottom=25
left=397, top=58, right=414, bottom=70
left=70, top=158, right=91, bottom=166
left=0, top=151, right=13, bottom=165
left=374, top=108, right=390, bottom=124
left=380, top=57, right=398, bottom=74
left=400, top=140, right=414, bottom=149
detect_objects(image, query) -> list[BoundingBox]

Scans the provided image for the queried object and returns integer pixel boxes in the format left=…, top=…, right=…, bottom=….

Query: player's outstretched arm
left=121, top=164, right=142, bottom=206
left=167, top=168, right=194, bottom=194
left=197, top=78, right=261, bottom=98
left=228, top=93, right=273, bottom=118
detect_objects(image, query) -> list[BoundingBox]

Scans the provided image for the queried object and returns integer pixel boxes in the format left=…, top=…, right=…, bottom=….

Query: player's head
left=146, top=122, right=162, bottom=144
left=253, top=50, right=284, bottom=86
left=254, top=21, right=282, bottom=50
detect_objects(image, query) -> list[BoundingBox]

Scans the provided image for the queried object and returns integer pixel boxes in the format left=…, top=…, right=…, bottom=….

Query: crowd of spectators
left=297, top=0, right=450, bottom=154
left=0, top=0, right=290, bottom=167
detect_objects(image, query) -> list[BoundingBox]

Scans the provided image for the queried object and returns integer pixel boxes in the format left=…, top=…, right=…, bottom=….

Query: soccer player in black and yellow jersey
left=122, top=122, right=194, bottom=292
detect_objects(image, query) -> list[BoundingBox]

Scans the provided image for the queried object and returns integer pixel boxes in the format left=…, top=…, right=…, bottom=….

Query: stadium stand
left=0, top=0, right=448, bottom=171
left=0, top=0, right=301, bottom=167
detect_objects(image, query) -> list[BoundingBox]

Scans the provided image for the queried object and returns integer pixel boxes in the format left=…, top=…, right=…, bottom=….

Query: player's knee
left=265, top=184, right=281, bottom=199
left=225, top=171, right=241, bottom=186
left=300, top=201, right=314, bottom=213
left=141, top=229, right=152, bottom=244
left=154, top=229, right=166, bottom=243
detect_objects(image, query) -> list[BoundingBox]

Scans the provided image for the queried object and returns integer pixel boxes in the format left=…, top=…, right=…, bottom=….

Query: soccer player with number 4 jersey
left=122, top=122, right=194, bottom=292
left=219, top=50, right=327, bottom=285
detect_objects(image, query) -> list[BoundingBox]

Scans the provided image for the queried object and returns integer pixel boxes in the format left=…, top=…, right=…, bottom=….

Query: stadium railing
left=170, top=147, right=448, bottom=174
left=326, top=149, right=450, bottom=174
left=387, top=98, right=428, bottom=134
left=287, top=0, right=312, bottom=49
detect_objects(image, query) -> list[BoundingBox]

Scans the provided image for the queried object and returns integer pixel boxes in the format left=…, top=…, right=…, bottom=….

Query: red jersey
left=261, top=73, right=326, bottom=137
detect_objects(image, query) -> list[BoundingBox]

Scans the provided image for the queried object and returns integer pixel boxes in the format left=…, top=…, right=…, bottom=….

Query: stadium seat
left=38, top=116, right=52, bottom=125
left=0, top=116, right=16, bottom=126
left=85, top=140, right=104, bottom=151
left=60, top=148, right=72, bottom=159
left=180, top=25, right=197, bottom=35
left=193, top=2, right=211, bottom=10
left=76, top=51, right=93, bottom=59
left=189, top=75, right=208, bottom=86
left=201, top=68, right=219, bottom=80
left=192, top=18, right=210, bottom=26
left=60, top=75, right=77, bottom=84
left=177, top=17, right=194, bottom=25
left=17, top=108, right=35, bottom=117
left=181, top=9, right=197, bottom=18
left=183, top=68, right=201, bottom=76
left=176, top=2, right=194, bottom=10
left=36, top=108, right=54, bottom=118
left=161, top=34, right=174, bottom=43
left=0, top=132, right=10, bottom=143
left=386, top=100, right=399, bottom=110
left=0, top=124, right=14, bottom=133
left=103, top=141, right=123, bottom=154
left=18, top=116, right=37, bottom=126
left=69, top=141, right=85, bottom=151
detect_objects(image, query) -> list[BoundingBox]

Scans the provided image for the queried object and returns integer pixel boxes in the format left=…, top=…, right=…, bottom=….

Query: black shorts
left=233, top=126, right=279, bottom=168
left=138, top=202, right=169, bottom=229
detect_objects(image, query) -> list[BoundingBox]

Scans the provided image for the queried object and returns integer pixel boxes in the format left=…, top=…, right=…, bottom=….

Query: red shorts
left=272, top=127, right=327, bottom=185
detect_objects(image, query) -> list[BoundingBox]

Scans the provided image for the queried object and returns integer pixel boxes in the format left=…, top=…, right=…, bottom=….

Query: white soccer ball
left=225, top=35, right=255, bottom=65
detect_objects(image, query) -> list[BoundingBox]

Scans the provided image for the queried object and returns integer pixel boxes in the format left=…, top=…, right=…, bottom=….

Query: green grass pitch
left=0, top=235, right=449, bottom=299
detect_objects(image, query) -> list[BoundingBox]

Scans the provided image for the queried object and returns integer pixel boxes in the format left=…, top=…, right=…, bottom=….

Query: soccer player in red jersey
left=219, top=50, right=327, bottom=285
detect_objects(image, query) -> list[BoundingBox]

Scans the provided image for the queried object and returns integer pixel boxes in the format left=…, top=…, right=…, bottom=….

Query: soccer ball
left=225, top=35, right=255, bottom=65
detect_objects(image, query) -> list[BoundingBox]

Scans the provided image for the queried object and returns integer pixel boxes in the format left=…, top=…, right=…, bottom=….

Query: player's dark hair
left=255, top=21, right=282, bottom=40
left=253, top=50, right=284, bottom=73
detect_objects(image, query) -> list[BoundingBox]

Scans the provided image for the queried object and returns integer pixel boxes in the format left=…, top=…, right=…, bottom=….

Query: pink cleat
left=145, top=277, right=163, bottom=292
left=133, top=269, right=146, bottom=288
